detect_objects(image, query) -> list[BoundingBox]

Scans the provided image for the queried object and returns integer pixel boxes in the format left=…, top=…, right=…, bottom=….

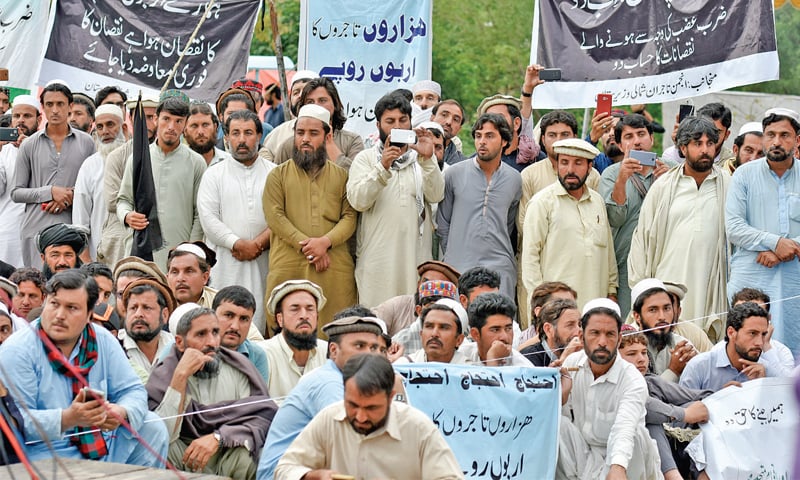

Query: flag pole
left=160, top=0, right=217, bottom=95
left=267, top=0, right=289, bottom=122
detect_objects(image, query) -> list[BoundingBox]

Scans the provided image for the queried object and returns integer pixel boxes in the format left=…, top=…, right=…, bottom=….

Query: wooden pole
left=268, top=0, right=290, bottom=121
left=160, top=0, right=217, bottom=95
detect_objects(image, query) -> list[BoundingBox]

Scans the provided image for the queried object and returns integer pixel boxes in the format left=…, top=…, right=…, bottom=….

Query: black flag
left=130, top=92, right=163, bottom=261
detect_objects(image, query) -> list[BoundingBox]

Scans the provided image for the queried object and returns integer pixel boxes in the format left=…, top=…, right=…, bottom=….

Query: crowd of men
left=0, top=63, right=797, bottom=480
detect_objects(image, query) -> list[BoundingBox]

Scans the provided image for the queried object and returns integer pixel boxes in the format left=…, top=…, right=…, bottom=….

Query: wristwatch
left=213, top=432, right=222, bottom=448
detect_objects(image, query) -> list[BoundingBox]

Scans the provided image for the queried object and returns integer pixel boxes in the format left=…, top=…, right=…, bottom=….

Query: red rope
left=0, top=409, right=38, bottom=479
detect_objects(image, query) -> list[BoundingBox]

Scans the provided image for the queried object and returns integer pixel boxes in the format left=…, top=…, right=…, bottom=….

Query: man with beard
left=198, top=110, right=275, bottom=332
left=185, top=102, right=231, bottom=167
left=214, top=89, right=257, bottom=154
left=73, top=104, right=127, bottom=261
left=101, top=96, right=158, bottom=268
left=558, top=298, right=661, bottom=480
left=147, top=307, right=276, bottom=479
left=36, top=223, right=88, bottom=279
left=430, top=99, right=466, bottom=165
left=258, top=280, right=328, bottom=403
left=724, top=121, right=763, bottom=174
left=119, top=277, right=176, bottom=379
left=263, top=83, right=285, bottom=129
left=347, top=91, right=443, bottom=307
left=410, top=80, right=440, bottom=126
left=599, top=113, right=670, bottom=317
left=522, top=138, right=617, bottom=314
left=11, top=82, right=96, bottom=268
left=68, top=93, right=95, bottom=133
left=630, top=278, right=698, bottom=382
left=727, top=108, right=800, bottom=353
left=0, top=95, right=40, bottom=263
left=263, top=104, right=357, bottom=334
left=117, top=97, right=206, bottom=269
left=438, top=113, right=521, bottom=301
left=629, top=116, right=729, bottom=342
left=275, top=354, right=461, bottom=480
left=259, top=71, right=317, bottom=162
left=520, top=298, right=582, bottom=367
left=213, top=285, right=269, bottom=382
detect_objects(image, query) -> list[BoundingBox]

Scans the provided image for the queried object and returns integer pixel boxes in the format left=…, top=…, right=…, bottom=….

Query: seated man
left=459, top=292, right=532, bottom=366
left=0, top=270, right=168, bottom=464
left=730, top=287, right=794, bottom=376
left=9, top=267, right=46, bottom=321
left=166, top=242, right=218, bottom=309
left=213, top=285, right=270, bottom=383
left=119, top=277, right=176, bottom=380
left=390, top=280, right=459, bottom=355
left=275, top=354, right=462, bottom=480
left=558, top=298, right=661, bottom=480
left=258, top=280, right=328, bottom=403
left=257, top=312, right=386, bottom=480
left=518, top=280, right=578, bottom=348
left=395, top=298, right=469, bottom=364
left=520, top=298, right=582, bottom=367
left=36, top=223, right=88, bottom=279
left=146, top=306, right=276, bottom=479
left=630, top=278, right=698, bottom=382
left=619, top=324, right=712, bottom=480
left=680, top=302, right=784, bottom=391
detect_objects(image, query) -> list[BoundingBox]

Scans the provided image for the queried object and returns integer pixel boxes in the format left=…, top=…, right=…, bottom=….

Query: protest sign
left=529, top=0, right=779, bottom=108
left=686, top=377, right=797, bottom=480
left=394, top=363, right=560, bottom=480
left=39, top=0, right=261, bottom=102
left=0, top=2, right=54, bottom=93
left=299, top=0, right=432, bottom=136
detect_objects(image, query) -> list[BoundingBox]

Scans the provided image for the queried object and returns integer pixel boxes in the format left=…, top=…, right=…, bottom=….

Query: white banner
left=0, top=2, right=54, bottom=92
left=687, top=377, right=798, bottom=480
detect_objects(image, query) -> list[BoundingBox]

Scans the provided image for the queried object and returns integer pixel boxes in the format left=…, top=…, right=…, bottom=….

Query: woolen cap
left=552, top=138, right=600, bottom=160
left=417, top=260, right=460, bottom=286
left=266, top=279, right=326, bottom=316
left=0, top=277, right=17, bottom=299
left=113, top=256, right=168, bottom=285
left=662, top=281, right=687, bottom=301
left=477, top=94, right=522, bottom=116
left=122, top=277, right=177, bottom=316
left=321, top=315, right=384, bottom=338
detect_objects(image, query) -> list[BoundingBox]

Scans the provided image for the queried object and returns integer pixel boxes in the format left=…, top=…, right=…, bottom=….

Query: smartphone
left=596, top=94, right=612, bottom=117
left=539, top=68, right=562, bottom=81
left=0, top=127, right=18, bottom=142
left=389, top=128, right=416, bottom=147
left=629, top=149, right=657, bottom=166
left=678, top=103, right=694, bottom=122
left=82, top=387, right=106, bottom=402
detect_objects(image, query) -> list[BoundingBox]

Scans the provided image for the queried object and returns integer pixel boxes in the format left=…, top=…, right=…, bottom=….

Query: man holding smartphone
left=598, top=114, right=670, bottom=317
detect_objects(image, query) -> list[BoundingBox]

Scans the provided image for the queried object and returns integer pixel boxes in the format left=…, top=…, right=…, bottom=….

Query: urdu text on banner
left=298, top=0, right=432, bottom=137
left=394, top=363, right=560, bottom=480
left=529, top=0, right=779, bottom=108
left=39, top=0, right=261, bottom=103
left=0, top=2, right=54, bottom=93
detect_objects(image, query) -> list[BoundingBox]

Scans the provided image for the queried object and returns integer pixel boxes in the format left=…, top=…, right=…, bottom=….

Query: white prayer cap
left=764, top=108, right=800, bottom=124
left=553, top=138, right=600, bottom=160
left=737, top=122, right=763, bottom=137
left=168, top=302, right=201, bottom=334
left=291, top=70, right=318, bottom=87
left=630, top=278, right=668, bottom=309
left=297, top=104, right=330, bottom=128
left=434, top=298, right=469, bottom=335
left=45, top=79, right=70, bottom=89
left=581, top=298, right=621, bottom=318
left=13, top=94, right=40, bottom=112
left=412, top=80, right=441, bottom=97
left=419, top=120, right=444, bottom=136
left=94, top=104, right=124, bottom=122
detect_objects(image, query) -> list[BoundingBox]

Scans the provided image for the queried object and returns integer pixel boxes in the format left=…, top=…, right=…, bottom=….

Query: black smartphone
left=539, top=68, right=562, bottom=81
left=678, top=104, right=694, bottom=122
left=0, top=127, right=18, bottom=142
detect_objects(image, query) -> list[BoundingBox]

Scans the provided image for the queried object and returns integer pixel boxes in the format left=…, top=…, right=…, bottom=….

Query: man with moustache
left=36, top=223, right=88, bottom=279
left=73, top=104, right=128, bottom=261
left=459, top=292, right=532, bottom=366
left=558, top=299, right=661, bottom=480
left=11, top=82, right=96, bottom=268
left=213, top=285, right=269, bottom=382
left=726, top=108, right=800, bottom=353
left=522, top=138, right=617, bottom=314
left=263, top=104, right=356, bottom=334
left=198, top=110, right=275, bottom=332
left=430, top=99, right=466, bottom=165
left=437, top=113, right=521, bottom=301
left=9, top=268, right=46, bottom=320
left=520, top=298, right=582, bottom=367
left=347, top=91, right=443, bottom=307
left=68, top=93, right=95, bottom=134
left=117, top=97, right=206, bottom=268
left=724, top=122, right=763, bottom=174
left=101, top=96, right=159, bottom=268
left=394, top=299, right=469, bottom=364
left=119, top=277, right=176, bottom=379
left=629, top=278, right=698, bottom=382
left=185, top=102, right=231, bottom=167
left=258, top=280, right=328, bottom=402
left=0, top=95, right=41, bottom=263
left=147, top=307, right=276, bottom=479
left=629, top=116, right=729, bottom=342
